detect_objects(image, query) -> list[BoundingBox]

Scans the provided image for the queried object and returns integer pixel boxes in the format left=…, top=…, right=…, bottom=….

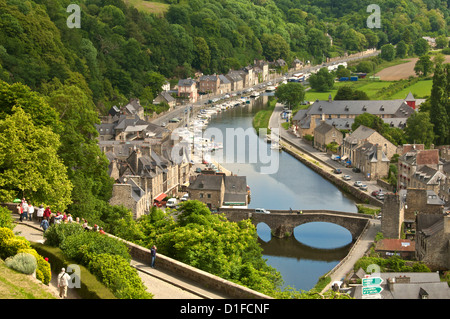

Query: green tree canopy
left=274, top=82, right=306, bottom=108
left=309, top=67, right=334, bottom=92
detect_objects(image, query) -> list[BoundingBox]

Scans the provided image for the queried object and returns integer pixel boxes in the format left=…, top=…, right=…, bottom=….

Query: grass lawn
left=390, top=79, right=433, bottom=99
left=123, top=0, right=169, bottom=15
left=0, top=260, right=56, bottom=299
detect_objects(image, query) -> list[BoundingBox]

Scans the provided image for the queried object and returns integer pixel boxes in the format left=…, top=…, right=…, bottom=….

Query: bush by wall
left=19, top=248, right=51, bottom=285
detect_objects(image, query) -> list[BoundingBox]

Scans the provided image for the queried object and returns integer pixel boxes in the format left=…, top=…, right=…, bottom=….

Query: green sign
left=362, top=286, right=383, bottom=295
left=362, top=277, right=383, bottom=286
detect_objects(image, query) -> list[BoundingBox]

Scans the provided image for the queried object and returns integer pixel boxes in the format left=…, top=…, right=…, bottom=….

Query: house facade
left=313, top=121, right=343, bottom=152
left=177, top=78, right=198, bottom=103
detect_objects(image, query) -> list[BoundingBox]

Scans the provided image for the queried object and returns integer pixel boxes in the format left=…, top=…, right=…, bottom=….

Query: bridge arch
left=293, top=222, right=352, bottom=249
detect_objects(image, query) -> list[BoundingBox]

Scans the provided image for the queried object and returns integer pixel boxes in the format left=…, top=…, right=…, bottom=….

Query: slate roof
left=413, top=165, right=446, bottom=185
left=188, top=174, right=224, bottom=191
left=375, top=239, right=415, bottom=252
left=344, top=125, right=376, bottom=144
left=223, top=176, right=247, bottom=204
left=178, top=79, right=196, bottom=87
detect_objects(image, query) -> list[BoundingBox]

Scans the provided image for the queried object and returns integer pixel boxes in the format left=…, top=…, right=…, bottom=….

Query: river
left=205, top=94, right=359, bottom=291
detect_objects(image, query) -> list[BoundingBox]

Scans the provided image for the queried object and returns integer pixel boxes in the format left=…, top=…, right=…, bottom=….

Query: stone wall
left=381, top=193, right=404, bottom=239
left=109, top=234, right=272, bottom=299
left=280, top=137, right=383, bottom=207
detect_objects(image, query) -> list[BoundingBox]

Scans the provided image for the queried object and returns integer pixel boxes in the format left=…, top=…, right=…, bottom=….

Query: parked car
left=166, top=198, right=178, bottom=208
left=359, top=184, right=368, bottom=191
left=376, top=193, right=385, bottom=200
left=352, top=167, right=361, bottom=173
left=334, top=168, right=342, bottom=174
left=371, top=190, right=380, bottom=197
left=354, top=181, right=362, bottom=187
left=195, top=167, right=202, bottom=173
left=180, top=194, right=189, bottom=202
left=342, top=175, right=351, bottom=180
left=255, top=208, right=270, bottom=214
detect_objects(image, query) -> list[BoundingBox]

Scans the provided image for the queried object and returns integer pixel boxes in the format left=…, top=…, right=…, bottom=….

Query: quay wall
left=280, top=136, right=383, bottom=207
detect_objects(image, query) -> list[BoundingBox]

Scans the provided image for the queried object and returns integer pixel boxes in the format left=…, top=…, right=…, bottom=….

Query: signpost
left=362, top=276, right=383, bottom=298
left=362, top=277, right=383, bottom=286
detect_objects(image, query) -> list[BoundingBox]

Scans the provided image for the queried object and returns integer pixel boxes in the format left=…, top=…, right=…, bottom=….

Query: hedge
left=31, top=242, right=117, bottom=299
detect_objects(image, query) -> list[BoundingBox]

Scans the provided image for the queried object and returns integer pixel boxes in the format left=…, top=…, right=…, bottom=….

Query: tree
left=405, top=112, right=435, bottom=148
left=352, top=113, right=384, bottom=132
left=309, top=67, right=334, bottom=92
left=380, top=44, right=396, bottom=61
left=334, top=86, right=369, bottom=100
left=414, top=55, right=434, bottom=77
left=395, top=40, right=408, bottom=59
left=413, top=38, right=430, bottom=56
left=260, top=33, right=290, bottom=62
left=428, top=63, right=449, bottom=145
left=274, top=82, right=305, bottom=108
left=335, top=65, right=351, bottom=78
left=356, top=61, right=375, bottom=73
left=0, top=107, right=72, bottom=210
left=192, top=37, right=211, bottom=71
left=435, top=35, right=448, bottom=49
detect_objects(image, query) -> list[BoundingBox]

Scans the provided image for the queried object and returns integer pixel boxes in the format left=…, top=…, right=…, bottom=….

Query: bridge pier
left=272, top=225, right=294, bottom=238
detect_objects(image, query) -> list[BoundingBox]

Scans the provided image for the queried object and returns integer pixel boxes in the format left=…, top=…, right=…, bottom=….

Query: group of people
left=17, top=198, right=105, bottom=235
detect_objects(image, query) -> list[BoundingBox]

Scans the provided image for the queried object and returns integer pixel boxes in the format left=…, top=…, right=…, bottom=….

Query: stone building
left=225, top=71, right=244, bottom=91
left=109, top=181, right=150, bottom=220
left=341, top=125, right=397, bottom=164
left=313, top=120, right=343, bottom=152
left=177, top=78, right=198, bottom=103
left=381, top=193, right=405, bottom=239
left=188, top=174, right=248, bottom=211
left=415, top=214, right=450, bottom=270
left=353, top=142, right=390, bottom=180
left=199, top=75, right=220, bottom=94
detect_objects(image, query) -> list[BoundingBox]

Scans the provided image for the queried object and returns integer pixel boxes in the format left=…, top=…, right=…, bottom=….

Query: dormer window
left=345, top=106, right=349, bottom=111
left=380, top=105, right=384, bottom=111
left=362, top=105, right=367, bottom=111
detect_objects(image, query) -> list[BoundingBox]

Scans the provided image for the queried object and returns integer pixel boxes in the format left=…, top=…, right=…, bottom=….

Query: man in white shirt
left=28, top=204, right=34, bottom=221
left=57, top=268, right=71, bottom=299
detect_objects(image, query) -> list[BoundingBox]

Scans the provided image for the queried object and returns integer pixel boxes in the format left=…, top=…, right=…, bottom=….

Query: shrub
left=0, top=206, right=14, bottom=229
left=88, top=253, right=153, bottom=299
left=19, top=248, right=51, bottom=285
left=5, top=252, right=37, bottom=275
left=0, top=227, right=31, bottom=260
left=44, top=222, right=85, bottom=247
left=59, top=231, right=130, bottom=266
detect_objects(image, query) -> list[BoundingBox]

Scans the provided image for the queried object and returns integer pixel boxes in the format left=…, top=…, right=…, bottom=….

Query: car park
left=255, top=208, right=270, bottom=214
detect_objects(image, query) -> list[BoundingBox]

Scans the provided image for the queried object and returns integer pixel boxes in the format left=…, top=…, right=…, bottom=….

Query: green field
left=305, top=78, right=432, bottom=102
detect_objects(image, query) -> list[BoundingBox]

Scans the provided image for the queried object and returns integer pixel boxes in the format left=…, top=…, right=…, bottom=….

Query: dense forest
left=0, top=0, right=449, bottom=112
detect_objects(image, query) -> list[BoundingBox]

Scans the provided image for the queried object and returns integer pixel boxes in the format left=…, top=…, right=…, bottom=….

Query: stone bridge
left=217, top=208, right=372, bottom=240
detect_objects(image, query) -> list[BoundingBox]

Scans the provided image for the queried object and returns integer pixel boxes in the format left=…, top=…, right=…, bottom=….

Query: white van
left=254, top=208, right=270, bottom=214
left=166, top=198, right=178, bottom=208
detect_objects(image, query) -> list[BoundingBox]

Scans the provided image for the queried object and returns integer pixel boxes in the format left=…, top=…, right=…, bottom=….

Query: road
left=269, top=103, right=387, bottom=200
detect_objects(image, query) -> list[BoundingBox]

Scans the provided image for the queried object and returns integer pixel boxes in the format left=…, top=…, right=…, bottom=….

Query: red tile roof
left=375, top=239, right=415, bottom=252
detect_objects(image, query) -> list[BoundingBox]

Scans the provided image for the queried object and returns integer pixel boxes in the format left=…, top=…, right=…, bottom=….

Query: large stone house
left=153, top=91, right=176, bottom=108
left=225, top=71, right=244, bottom=91
left=313, top=120, right=343, bottom=152
left=341, top=125, right=397, bottom=164
left=397, top=144, right=443, bottom=191
left=292, top=96, right=415, bottom=137
left=218, top=75, right=231, bottom=94
left=198, top=74, right=220, bottom=94
left=188, top=174, right=248, bottom=211
left=177, top=78, right=198, bottom=103
left=353, top=142, right=390, bottom=180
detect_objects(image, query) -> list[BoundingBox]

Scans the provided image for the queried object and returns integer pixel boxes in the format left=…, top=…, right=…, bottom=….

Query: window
left=207, top=194, right=211, bottom=198
left=200, top=193, right=204, bottom=198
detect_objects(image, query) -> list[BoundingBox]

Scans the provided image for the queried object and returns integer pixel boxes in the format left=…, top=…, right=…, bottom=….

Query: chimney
left=328, top=94, right=332, bottom=102
left=376, top=144, right=382, bottom=161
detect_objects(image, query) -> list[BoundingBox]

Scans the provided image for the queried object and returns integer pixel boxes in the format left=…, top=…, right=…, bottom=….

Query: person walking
left=43, top=206, right=51, bottom=220
left=150, top=245, right=157, bottom=268
left=22, top=200, right=28, bottom=221
left=57, top=268, right=71, bottom=299
left=17, top=205, right=23, bottom=222
left=40, top=217, right=49, bottom=234
left=37, top=205, right=44, bottom=223
left=28, top=203, right=34, bottom=221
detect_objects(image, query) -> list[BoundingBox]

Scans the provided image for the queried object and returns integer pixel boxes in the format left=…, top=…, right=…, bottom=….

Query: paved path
left=10, top=215, right=227, bottom=299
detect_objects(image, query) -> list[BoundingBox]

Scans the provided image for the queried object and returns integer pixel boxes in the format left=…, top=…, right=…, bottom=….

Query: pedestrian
left=99, top=227, right=105, bottom=235
left=150, top=245, right=157, bottom=268
left=57, top=268, right=71, bottom=299
left=43, top=206, right=51, bottom=219
left=22, top=200, right=28, bottom=221
left=66, top=214, right=73, bottom=223
left=40, top=217, right=49, bottom=233
left=28, top=203, right=34, bottom=221
left=17, top=205, right=23, bottom=222
left=37, top=205, right=44, bottom=223
left=54, top=212, right=63, bottom=224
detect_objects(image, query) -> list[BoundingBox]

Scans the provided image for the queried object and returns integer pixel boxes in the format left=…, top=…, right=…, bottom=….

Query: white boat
left=250, top=91, right=260, bottom=98
left=265, top=86, right=276, bottom=92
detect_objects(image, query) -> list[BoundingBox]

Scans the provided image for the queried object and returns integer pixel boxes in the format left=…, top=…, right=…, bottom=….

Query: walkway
left=10, top=215, right=227, bottom=299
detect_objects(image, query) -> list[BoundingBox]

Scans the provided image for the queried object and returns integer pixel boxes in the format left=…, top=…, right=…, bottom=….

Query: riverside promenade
left=269, top=103, right=382, bottom=293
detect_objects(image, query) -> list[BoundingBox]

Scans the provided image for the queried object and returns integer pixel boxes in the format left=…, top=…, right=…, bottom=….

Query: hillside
left=0, top=0, right=448, bottom=112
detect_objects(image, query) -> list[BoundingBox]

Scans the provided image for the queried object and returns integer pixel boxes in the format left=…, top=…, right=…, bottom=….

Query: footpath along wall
left=109, top=234, right=273, bottom=299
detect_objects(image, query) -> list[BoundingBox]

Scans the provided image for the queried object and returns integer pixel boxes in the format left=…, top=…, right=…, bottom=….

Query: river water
left=205, top=95, right=358, bottom=291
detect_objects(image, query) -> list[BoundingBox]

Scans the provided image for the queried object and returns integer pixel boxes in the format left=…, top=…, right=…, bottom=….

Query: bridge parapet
left=217, top=208, right=371, bottom=240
